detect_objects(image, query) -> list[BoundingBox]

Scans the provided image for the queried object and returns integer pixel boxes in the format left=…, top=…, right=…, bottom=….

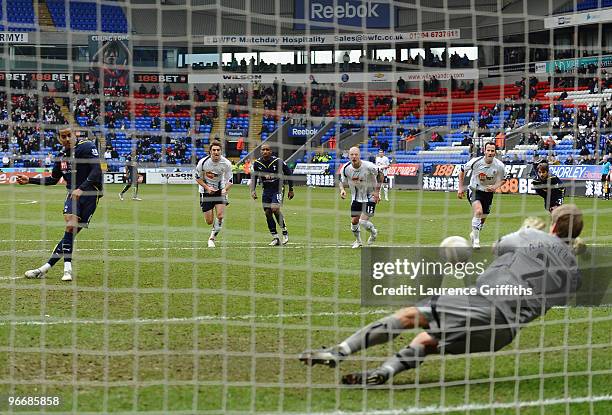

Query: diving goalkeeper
left=300, top=204, right=583, bottom=385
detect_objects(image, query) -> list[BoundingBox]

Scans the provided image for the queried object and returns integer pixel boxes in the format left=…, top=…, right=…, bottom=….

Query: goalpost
left=0, top=0, right=610, bottom=413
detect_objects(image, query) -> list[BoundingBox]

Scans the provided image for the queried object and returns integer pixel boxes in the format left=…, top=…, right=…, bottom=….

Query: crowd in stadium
left=1, top=72, right=612, bottom=171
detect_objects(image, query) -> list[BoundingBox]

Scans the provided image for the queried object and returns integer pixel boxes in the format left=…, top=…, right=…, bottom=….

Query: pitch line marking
left=0, top=309, right=391, bottom=326
left=0, top=200, right=38, bottom=206
left=0, top=275, right=25, bottom=280
left=296, top=394, right=612, bottom=415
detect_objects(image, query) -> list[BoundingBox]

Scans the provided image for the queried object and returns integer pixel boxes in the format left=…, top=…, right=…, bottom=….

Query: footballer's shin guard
left=273, top=210, right=286, bottom=230
left=211, top=217, right=223, bottom=238
left=47, top=237, right=66, bottom=267
left=351, top=223, right=361, bottom=242
left=265, top=209, right=277, bottom=235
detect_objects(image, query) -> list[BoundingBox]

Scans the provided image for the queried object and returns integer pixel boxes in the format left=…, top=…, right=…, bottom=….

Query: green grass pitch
left=0, top=183, right=610, bottom=414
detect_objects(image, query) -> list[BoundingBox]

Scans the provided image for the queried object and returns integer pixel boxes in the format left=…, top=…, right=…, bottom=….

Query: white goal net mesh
left=0, top=0, right=610, bottom=413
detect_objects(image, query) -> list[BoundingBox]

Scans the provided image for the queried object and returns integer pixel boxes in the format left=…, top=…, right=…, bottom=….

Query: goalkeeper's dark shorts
left=417, top=294, right=513, bottom=355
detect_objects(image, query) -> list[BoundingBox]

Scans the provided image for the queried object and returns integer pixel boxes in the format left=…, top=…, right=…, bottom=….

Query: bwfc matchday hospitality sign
left=200, top=30, right=460, bottom=46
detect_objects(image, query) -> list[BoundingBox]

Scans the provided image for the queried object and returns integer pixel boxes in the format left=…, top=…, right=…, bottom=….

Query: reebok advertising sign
left=294, top=0, right=392, bottom=29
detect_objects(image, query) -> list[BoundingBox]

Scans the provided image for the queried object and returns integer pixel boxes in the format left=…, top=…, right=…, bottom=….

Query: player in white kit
left=375, top=149, right=391, bottom=201
left=194, top=141, right=233, bottom=248
left=457, top=142, right=506, bottom=248
left=339, top=146, right=383, bottom=248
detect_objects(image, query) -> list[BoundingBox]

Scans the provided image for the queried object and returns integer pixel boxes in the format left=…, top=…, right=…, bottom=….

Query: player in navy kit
left=250, top=144, right=294, bottom=245
left=16, top=128, right=103, bottom=281
left=531, top=162, right=564, bottom=211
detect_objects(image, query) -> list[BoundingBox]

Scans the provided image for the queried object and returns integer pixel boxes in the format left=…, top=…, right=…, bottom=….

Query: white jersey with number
left=375, top=155, right=390, bottom=176
left=340, top=160, right=379, bottom=202
left=194, top=155, right=233, bottom=194
left=462, top=156, right=506, bottom=192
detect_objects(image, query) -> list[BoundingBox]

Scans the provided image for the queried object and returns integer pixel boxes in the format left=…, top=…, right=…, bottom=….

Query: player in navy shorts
left=16, top=128, right=103, bottom=282
left=250, top=144, right=294, bottom=246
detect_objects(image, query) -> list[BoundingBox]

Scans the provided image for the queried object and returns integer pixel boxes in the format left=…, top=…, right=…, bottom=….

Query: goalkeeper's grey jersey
left=477, top=228, right=579, bottom=334
left=462, top=156, right=506, bottom=191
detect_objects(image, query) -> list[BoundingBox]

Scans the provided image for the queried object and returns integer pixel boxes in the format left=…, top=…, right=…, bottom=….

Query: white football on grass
left=439, top=236, right=472, bottom=263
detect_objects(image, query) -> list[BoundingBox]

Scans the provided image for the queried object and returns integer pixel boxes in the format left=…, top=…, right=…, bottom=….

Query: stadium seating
left=556, top=0, right=612, bottom=13
left=46, top=0, right=128, bottom=32
left=0, top=0, right=37, bottom=31
left=3, top=78, right=611, bottom=168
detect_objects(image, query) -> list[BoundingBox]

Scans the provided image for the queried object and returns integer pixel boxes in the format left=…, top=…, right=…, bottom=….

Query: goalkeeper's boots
left=61, top=270, right=73, bottom=282
left=207, top=239, right=216, bottom=248
left=341, top=368, right=390, bottom=386
left=25, top=268, right=46, bottom=279
left=269, top=237, right=281, bottom=246
left=299, top=347, right=346, bottom=368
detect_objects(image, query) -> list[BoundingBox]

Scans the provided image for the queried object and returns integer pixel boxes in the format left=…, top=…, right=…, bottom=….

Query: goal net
left=0, top=0, right=610, bottom=413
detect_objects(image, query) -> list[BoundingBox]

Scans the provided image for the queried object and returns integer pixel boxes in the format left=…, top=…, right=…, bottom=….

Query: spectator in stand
left=397, top=76, right=406, bottom=93
left=604, top=136, right=612, bottom=155
left=380, top=139, right=389, bottom=152
left=431, top=132, right=443, bottom=142
left=589, top=77, right=599, bottom=94
left=343, top=52, right=350, bottom=72
left=328, top=136, right=336, bottom=150
left=579, top=145, right=591, bottom=157
left=236, top=136, right=245, bottom=153
left=565, top=155, right=575, bottom=165
left=495, top=131, right=506, bottom=150
left=104, top=147, right=112, bottom=163
left=586, top=154, right=596, bottom=165
left=543, top=136, right=556, bottom=150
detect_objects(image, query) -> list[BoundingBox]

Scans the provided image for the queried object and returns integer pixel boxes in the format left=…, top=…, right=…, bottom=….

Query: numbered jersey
left=194, top=156, right=233, bottom=193
left=483, top=228, right=579, bottom=334
left=340, top=160, right=379, bottom=203
left=375, top=155, right=390, bottom=176
left=462, top=156, right=506, bottom=192
left=43, top=139, right=103, bottom=195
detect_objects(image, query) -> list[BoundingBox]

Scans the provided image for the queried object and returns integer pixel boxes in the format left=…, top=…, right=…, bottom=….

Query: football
left=439, top=236, right=472, bottom=263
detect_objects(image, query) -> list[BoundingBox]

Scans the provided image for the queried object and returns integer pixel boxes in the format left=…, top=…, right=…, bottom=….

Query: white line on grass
left=0, top=309, right=391, bottom=326
left=0, top=200, right=38, bottom=206
left=0, top=275, right=25, bottom=280
left=297, top=394, right=612, bottom=415
left=0, top=239, right=362, bottom=245
left=0, top=246, right=370, bottom=253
